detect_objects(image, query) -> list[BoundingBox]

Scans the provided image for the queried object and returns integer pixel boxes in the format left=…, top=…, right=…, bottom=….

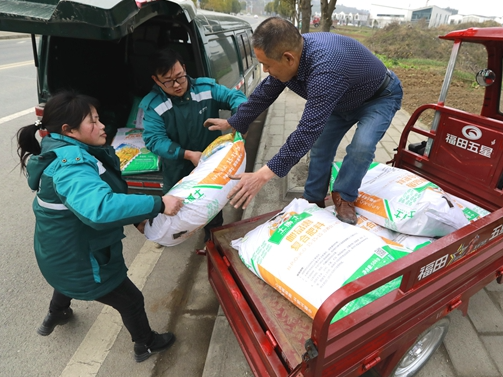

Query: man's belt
left=366, top=69, right=391, bottom=102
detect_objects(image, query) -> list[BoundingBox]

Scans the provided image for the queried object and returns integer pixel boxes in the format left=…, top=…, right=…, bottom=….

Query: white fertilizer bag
left=144, top=132, right=246, bottom=246
left=232, top=198, right=412, bottom=323
left=331, top=162, right=469, bottom=237
left=449, top=194, right=491, bottom=222
left=351, top=211, right=436, bottom=251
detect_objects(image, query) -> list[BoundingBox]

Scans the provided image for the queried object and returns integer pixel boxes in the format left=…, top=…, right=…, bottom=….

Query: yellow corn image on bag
left=111, top=128, right=160, bottom=175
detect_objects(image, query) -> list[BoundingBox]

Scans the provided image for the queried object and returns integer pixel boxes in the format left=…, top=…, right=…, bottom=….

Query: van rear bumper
left=125, top=171, right=163, bottom=194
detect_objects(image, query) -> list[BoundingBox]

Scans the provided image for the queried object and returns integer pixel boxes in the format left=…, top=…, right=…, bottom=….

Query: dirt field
left=392, top=66, right=484, bottom=122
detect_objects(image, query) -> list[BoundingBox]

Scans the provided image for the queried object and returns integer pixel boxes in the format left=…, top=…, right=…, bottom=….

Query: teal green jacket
left=26, top=134, right=162, bottom=300
left=139, top=77, right=247, bottom=193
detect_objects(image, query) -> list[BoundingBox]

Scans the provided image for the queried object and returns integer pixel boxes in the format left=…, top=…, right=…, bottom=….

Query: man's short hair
left=252, top=17, right=302, bottom=61
left=151, top=48, right=185, bottom=76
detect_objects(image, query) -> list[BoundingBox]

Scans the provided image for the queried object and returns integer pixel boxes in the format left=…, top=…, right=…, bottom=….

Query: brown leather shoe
left=301, top=197, right=326, bottom=208
left=332, top=192, right=357, bottom=225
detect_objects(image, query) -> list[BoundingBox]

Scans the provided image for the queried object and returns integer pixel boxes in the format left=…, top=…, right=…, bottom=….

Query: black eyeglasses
left=161, top=75, right=188, bottom=88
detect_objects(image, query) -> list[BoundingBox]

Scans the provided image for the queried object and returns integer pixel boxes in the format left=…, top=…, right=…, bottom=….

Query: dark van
left=0, top=0, right=261, bottom=191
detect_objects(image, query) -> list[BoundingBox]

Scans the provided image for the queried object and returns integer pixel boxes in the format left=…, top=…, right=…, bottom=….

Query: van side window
left=246, top=30, right=256, bottom=58
left=207, top=35, right=240, bottom=89
left=237, top=32, right=250, bottom=70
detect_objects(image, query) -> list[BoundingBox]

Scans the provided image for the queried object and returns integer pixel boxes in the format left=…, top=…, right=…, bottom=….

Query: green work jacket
left=139, top=76, right=247, bottom=193
left=26, top=134, right=162, bottom=300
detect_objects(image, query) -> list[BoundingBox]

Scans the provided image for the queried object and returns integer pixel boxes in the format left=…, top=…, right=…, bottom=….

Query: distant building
left=332, top=11, right=369, bottom=27
left=369, top=4, right=410, bottom=28
left=367, top=4, right=452, bottom=28
left=449, top=13, right=501, bottom=25
left=369, top=3, right=502, bottom=28
left=448, top=14, right=464, bottom=25
left=411, top=5, right=452, bottom=28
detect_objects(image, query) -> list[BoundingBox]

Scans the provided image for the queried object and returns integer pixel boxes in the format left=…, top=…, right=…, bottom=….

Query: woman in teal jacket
left=17, top=91, right=183, bottom=362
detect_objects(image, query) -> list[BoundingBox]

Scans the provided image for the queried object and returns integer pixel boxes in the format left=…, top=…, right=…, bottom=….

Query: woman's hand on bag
left=162, top=195, right=184, bottom=216
left=135, top=219, right=147, bottom=234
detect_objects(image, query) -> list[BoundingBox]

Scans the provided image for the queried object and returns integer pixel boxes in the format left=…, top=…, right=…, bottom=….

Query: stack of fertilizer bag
left=231, top=162, right=490, bottom=323
left=330, top=162, right=490, bottom=238
left=144, top=132, right=246, bottom=246
left=112, top=128, right=160, bottom=175
left=111, top=97, right=161, bottom=175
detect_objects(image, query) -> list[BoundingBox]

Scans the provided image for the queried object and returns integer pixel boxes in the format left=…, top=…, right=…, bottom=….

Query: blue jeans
left=303, top=70, right=403, bottom=203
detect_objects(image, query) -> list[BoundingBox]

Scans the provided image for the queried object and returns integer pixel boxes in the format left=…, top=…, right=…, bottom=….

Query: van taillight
left=35, top=105, right=49, bottom=137
left=35, top=105, right=44, bottom=118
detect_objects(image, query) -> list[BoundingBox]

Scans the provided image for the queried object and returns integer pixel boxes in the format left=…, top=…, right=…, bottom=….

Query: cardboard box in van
left=0, top=0, right=261, bottom=192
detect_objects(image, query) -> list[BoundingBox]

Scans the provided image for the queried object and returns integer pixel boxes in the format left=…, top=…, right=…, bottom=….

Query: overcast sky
left=345, top=0, right=503, bottom=18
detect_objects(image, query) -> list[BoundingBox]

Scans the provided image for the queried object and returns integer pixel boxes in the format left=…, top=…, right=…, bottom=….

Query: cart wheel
left=390, top=317, right=450, bottom=377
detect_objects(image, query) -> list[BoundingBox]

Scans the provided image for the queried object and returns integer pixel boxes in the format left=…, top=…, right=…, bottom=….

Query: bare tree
left=320, top=0, right=337, bottom=31
left=300, top=0, right=312, bottom=34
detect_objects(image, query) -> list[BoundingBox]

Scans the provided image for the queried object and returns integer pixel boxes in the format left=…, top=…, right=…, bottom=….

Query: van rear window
left=207, top=36, right=240, bottom=89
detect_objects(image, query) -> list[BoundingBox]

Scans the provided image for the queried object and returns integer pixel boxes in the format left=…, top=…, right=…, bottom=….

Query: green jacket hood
left=27, top=135, right=73, bottom=191
left=27, top=134, right=121, bottom=192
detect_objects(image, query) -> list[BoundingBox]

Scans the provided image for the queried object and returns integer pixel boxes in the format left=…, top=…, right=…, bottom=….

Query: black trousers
left=48, top=277, right=153, bottom=345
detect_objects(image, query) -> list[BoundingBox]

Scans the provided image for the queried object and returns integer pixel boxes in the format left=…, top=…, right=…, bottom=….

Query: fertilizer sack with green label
left=449, top=194, right=491, bottom=222
left=111, top=128, right=159, bottom=175
left=144, top=132, right=246, bottom=246
left=353, top=212, right=436, bottom=251
left=331, top=162, right=469, bottom=237
left=231, top=198, right=412, bottom=323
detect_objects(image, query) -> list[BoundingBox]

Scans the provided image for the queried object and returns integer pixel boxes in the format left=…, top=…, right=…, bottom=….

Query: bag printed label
left=449, top=194, right=490, bottom=222
left=232, top=198, right=412, bottom=322
left=348, top=210, right=436, bottom=251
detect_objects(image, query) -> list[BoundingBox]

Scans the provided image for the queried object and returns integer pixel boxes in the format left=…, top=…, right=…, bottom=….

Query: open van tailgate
left=0, top=0, right=196, bottom=40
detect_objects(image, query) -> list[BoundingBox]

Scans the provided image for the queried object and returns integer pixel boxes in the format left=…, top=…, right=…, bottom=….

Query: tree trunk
left=300, top=0, right=311, bottom=34
left=320, top=0, right=337, bottom=32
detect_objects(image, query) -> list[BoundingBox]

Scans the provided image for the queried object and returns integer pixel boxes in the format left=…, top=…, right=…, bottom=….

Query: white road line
left=0, top=60, right=33, bottom=70
left=59, top=240, right=164, bottom=377
left=0, top=108, right=34, bottom=125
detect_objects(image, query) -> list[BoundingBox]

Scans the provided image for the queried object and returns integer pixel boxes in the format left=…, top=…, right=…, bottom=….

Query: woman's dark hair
left=151, top=47, right=185, bottom=77
left=16, top=90, right=99, bottom=172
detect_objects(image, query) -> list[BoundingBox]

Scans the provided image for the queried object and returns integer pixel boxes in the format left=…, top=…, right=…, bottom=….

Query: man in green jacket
left=139, top=48, right=248, bottom=241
